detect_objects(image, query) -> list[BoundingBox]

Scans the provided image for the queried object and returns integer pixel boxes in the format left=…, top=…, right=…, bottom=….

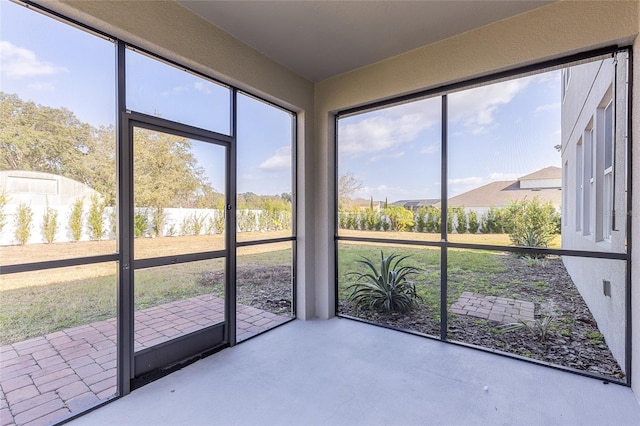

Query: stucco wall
left=632, top=6, right=640, bottom=402
left=559, top=54, right=628, bottom=369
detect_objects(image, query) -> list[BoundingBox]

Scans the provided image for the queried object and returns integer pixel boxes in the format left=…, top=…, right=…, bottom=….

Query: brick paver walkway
left=450, top=291, right=535, bottom=324
left=0, top=296, right=290, bottom=426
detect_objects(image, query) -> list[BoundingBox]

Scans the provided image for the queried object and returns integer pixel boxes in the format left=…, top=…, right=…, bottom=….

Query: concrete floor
left=70, top=318, right=640, bottom=426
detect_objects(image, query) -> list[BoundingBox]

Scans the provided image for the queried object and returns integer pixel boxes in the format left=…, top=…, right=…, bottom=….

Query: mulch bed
left=200, top=264, right=293, bottom=316
left=339, top=255, right=625, bottom=380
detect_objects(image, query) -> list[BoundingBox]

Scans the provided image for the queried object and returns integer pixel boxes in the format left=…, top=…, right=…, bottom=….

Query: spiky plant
left=500, top=316, right=555, bottom=341
left=347, top=252, right=422, bottom=313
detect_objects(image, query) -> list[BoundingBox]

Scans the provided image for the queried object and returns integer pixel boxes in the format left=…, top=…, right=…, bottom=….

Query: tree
left=42, top=201, right=59, bottom=243
left=454, top=207, right=468, bottom=234
left=87, top=194, right=106, bottom=240
left=69, top=198, right=84, bottom=242
left=133, top=127, right=222, bottom=213
left=337, top=172, right=362, bottom=209
left=0, top=93, right=116, bottom=202
left=504, top=197, right=559, bottom=251
left=14, top=202, right=33, bottom=245
left=468, top=210, right=479, bottom=234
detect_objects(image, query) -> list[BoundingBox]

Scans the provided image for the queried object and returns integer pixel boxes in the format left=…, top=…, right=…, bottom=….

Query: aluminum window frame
left=334, top=45, right=632, bottom=386
left=1, top=1, right=299, bottom=421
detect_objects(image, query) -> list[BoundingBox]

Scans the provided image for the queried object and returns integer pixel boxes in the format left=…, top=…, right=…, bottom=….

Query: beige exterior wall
left=560, top=54, right=628, bottom=370
left=632, top=4, right=640, bottom=403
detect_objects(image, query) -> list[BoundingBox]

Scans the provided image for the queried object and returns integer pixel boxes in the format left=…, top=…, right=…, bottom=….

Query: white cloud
left=259, top=146, right=291, bottom=172
left=420, top=144, right=438, bottom=155
left=535, top=102, right=560, bottom=113
left=0, top=41, right=66, bottom=78
left=339, top=99, right=440, bottom=157
left=194, top=81, right=215, bottom=95
left=26, top=82, right=55, bottom=91
left=448, top=176, right=483, bottom=186
left=449, top=78, right=529, bottom=132
left=163, top=81, right=220, bottom=97
left=369, top=151, right=405, bottom=163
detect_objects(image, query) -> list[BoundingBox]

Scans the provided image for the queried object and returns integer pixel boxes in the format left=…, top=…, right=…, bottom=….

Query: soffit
left=178, top=0, right=555, bottom=82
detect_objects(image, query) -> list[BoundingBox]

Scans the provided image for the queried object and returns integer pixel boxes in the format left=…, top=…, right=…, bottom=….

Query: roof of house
left=443, top=180, right=561, bottom=208
left=519, top=166, right=562, bottom=181
left=391, top=199, right=440, bottom=209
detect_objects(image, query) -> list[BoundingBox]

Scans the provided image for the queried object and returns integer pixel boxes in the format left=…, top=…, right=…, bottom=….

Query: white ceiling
left=178, top=0, right=554, bottom=82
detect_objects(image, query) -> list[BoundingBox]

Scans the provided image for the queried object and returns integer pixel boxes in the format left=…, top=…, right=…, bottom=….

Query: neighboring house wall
left=0, top=170, right=101, bottom=245
left=560, top=55, right=628, bottom=369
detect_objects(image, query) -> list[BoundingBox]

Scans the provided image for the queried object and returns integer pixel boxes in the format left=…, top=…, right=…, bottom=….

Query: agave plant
left=347, top=251, right=422, bottom=313
left=500, top=315, right=555, bottom=341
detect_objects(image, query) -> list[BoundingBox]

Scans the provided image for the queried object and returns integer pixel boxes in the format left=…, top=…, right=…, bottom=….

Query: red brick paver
left=450, top=291, right=536, bottom=323
left=1, top=297, right=291, bottom=426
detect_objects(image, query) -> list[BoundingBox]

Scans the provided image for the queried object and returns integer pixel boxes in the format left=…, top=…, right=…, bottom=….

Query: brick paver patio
left=0, top=296, right=290, bottom=426
left=450, top=291, right=536, bottom=324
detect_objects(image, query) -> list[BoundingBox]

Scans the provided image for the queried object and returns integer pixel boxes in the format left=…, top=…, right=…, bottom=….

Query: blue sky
left=2, top=1, right=559, bottom=203
left=0, top=0, right=293, bottom=197
left=339, top=70, right=561, bottom=201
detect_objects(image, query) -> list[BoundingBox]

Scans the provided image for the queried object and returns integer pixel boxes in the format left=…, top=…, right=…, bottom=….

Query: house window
left=602, top=100, right=614, bottom=240
left=583, top=125, right=593, bottom=236
left=575, top=140, right=582, bottom=231
left=562, top=68, right=571, bottom=101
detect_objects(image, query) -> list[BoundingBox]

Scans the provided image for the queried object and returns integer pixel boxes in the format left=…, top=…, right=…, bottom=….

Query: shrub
left=42, top=202, right=59, bottom=244
left=415, top=207, right=427, bottom=232
left=454, top=207, right=467, bottom=234
left=14, top=202, right=33, bottom=245
left=151, top=207, right=166, bottom=237
left=214, top=209, right=225, bottom=233
left=191, top=212, right=207, bottom=236
left=68, top=198, right=84, bottom=242
left=0, top=189, right=9, bottom=235
left=446, top=208, right=454, bottom=233
left=505, top=197, right=558, bottom=252
left=134, top=212, right=148, bottom=237
left=110, top=209, right=117, bottom=237
left=481, top=207, right=504, bottom=234
left=338, top=211, right=348, bottom=229
left=381, top=206, right=414, bottom=231
left=347, top=251, right=423, bottom=313
left=87, top=195, right=106, bottom=241
left=426, top=206, right=440, bottom=233
left=362, top=209, right=378, bottom=231
left=501, top=316, right=555, bottom=341
left=468, top=210, right=479, bottom=234
left=346, top=213, right=357, bottom=230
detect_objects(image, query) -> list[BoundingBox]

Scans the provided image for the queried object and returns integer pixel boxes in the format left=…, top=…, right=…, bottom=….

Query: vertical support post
left=116, top=40, right=133, bottom=395
left=226, top=89, right=238, bottom=346
left=624, top=49, right=633, bottom=386
left=440, top=95, right=448, bottom=342
left=291, top=113, right=298, bottom=317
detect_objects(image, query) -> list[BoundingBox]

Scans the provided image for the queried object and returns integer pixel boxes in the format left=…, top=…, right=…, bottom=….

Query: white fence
left=0, top=204, right=292, bottom=246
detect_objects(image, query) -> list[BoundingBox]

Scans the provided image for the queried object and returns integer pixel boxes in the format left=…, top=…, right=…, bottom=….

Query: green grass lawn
left=1, top=234, right=550, bottom=346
